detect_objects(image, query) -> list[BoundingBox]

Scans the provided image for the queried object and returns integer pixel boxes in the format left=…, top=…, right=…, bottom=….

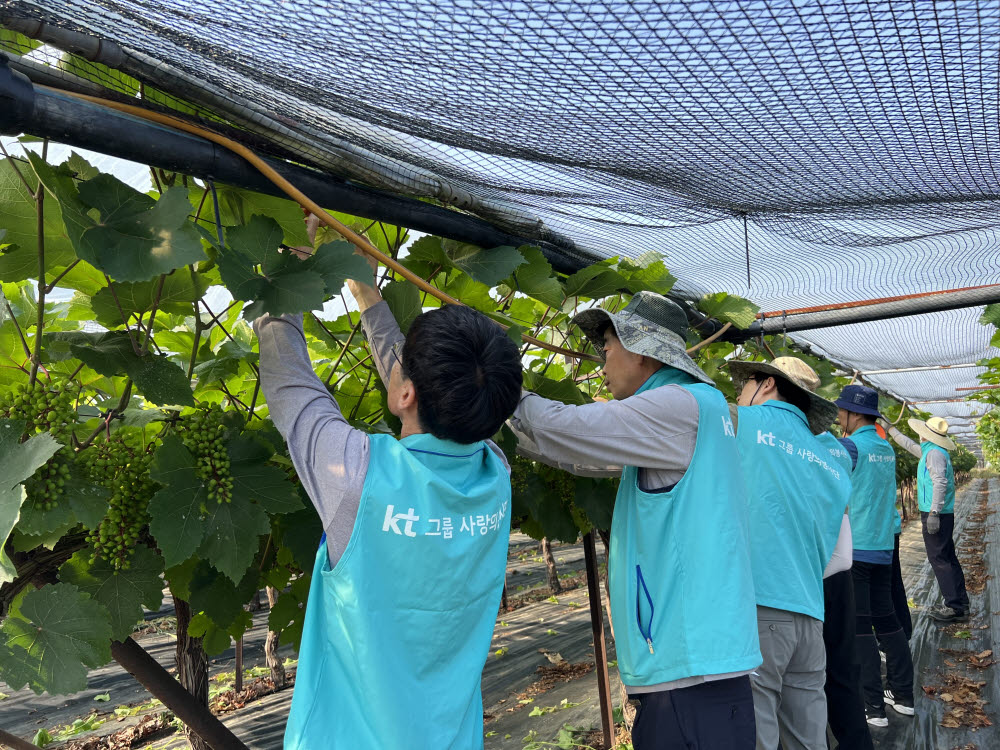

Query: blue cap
left=833, top=384, right=882, bottom=418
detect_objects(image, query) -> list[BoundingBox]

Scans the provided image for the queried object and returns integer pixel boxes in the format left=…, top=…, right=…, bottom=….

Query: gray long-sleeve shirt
left=256, top=302, right=508, bottom=567
left=887, top=426, right=949, bottom=513
left=510, top=379, right=755, bottom=693
left=509, top=385, right=699, bottom=491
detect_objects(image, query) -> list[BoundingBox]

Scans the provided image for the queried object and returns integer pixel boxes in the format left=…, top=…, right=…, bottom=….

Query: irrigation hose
left=37, top=87, right=717, bottom=361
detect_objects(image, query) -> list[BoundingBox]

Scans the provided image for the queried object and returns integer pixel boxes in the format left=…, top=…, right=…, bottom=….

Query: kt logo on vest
left=382, top=505, right=419, bottom=537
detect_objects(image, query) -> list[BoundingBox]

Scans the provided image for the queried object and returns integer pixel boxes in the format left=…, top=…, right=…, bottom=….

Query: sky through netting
left=1, top=0, right=998, bottom=449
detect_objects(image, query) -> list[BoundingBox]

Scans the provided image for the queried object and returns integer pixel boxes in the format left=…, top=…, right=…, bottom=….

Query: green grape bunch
left=83, top=431, right=157, bottom=570
left=1, top=382, right=78, bottom=511
left=184, top=405, right=234, bottom=504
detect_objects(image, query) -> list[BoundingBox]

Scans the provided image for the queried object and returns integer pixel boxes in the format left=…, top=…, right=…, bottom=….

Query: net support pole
left=110, top=637, right=250, bottom=750
left=583, top=531, right=615, bottom=748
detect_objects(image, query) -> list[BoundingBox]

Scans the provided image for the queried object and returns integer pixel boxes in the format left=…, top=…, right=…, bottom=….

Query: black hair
left=752, top=373, right=811, bottom=415
left=402, top=305, right=523, bottom=444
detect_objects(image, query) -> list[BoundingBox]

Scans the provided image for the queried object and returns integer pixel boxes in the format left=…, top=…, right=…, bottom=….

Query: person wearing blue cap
left=834, top=385, right=915, bottom=727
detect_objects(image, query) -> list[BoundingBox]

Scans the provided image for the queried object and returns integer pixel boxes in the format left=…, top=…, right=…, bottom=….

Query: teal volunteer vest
left=284, top=432, right=511, bottom=750
left=737, top=403, right=852, bottom=621
left=846, top=425, right=897, bottom=552
left=918, top=442, right=955, bottom=513
left=816, top=431, right=853, bottom=474
left=609, top=368, right=760, bottom=688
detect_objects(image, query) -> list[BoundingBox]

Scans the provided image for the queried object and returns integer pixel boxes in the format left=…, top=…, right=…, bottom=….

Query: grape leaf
left=58, top=546, right=165, bottom=641
left=217, top=226, right=327, bottom=321
left=522, top=371, right=592, bottom=405
left=0, top=421, right=61, bottom=583
left=148, top=436, right=208, bottom=567
left=0, top=583, right=112, bottom=695
left=31, top=155, right=206, bottom=282
left=241, top=271, right=327, bottom=321
left=564, top=260, right=626, bottom=299
left=89, top=272, right=208, bottom=327
left=443, top=241, right=526, bottom=286
left=698, top=292, right=761, bottom=330
left=573, top=477, right=617, bottom=531
left=197, top=494, right=270, bottom=583
left=227, top=434, right=302, bottom=514
left=981, top=303, right=1000, bottom=328
left=226, top=214, right=285, bottom=271
left=382, top=280, right=423, bottom=333
left=620, top=258, right=676, bottom=295
left=188, top=560, right=260, bottom=630
left=0, top=158, right=78, bottom=281
left=303, top=240, right=375, bottom=293
left=52, top=331, right=195, bottom=406
left=510, top=246, right=564, bottom=307
left=268, top=575, right=311, bottom=649
left=276, top=501, right=324, bottom=571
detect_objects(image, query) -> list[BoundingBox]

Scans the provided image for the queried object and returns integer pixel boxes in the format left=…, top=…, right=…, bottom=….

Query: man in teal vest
left=729, top=357, right=850, bottom=749
left=509, top=292, right=760, bottom=749
left=884, top=416, right=969, bottom=623
left=834, top=385, right=915, bottom=727
left=815, top=431, right=875, bottom=750
left=256, top=230, right=523, bottom=748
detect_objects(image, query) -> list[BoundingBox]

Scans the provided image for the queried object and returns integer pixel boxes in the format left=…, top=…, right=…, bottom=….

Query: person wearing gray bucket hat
left=882, top=416, right=969, bottom=624
left=834, top=385, right=915, bottom=726
left=509, top=292, right=760, bottom=749
left=726, top=358, right=851, bottom=749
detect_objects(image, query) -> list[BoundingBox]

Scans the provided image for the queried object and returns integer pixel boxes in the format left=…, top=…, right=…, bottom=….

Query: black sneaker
left=929, top=605, right=969, bottom=623
left=884, top=689, right=915, bottom=716
left=866, top=704, right=888, bottom=727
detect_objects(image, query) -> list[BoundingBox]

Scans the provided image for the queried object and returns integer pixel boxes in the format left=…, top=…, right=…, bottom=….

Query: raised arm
left=255, top=313, right=369, bottom=564
left=884, top=424, right=921, bottom=458
left=509, top=384, right=699, bottom=476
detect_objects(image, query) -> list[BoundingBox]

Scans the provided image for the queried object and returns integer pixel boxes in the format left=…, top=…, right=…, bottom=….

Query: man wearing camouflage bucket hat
left=727, top=358, right=852, bottom=749
left=509, top=292, right=760, bottom=749
left=882, top=416, right=970, bottom=623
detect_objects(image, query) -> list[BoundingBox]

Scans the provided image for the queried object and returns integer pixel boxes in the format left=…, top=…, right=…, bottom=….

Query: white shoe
left=884, top=690, right=915, bottom=716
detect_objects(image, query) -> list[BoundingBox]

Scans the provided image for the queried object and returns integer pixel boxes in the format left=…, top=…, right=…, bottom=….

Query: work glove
left=926, top=511, right=940, bottom=535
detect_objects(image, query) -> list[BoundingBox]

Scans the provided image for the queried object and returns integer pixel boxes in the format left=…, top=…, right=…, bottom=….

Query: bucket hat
left=728, top=357, right=838, bottom=435
left=907, top=417, right=957, bottom=452
left=571, top=292, right=713, bottom=385
left=834, top=385, right=882, bottom=418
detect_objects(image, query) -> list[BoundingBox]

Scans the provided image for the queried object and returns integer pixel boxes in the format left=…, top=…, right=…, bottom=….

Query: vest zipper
left=635, top=565, right=655, bottom=655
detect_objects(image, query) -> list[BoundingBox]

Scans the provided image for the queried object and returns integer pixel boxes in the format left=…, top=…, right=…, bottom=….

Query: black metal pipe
left=0, top=53, right=585, bottom=272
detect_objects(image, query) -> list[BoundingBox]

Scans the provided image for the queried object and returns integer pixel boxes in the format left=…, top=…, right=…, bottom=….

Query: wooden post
left=110, top=638, right=250, bottom=750
left=0, top=728, right=39, bottom=750
left=583, top=532, right=614, bottom=748
left=235, top=635, right=244, bottom=693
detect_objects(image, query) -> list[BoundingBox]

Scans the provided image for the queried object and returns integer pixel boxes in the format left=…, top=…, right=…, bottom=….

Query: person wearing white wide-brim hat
left=883, top=416, right=970, bottom=624
left=728, top=357, right=852, bottom=750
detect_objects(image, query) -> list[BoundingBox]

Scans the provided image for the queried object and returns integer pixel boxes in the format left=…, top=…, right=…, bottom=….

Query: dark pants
left=823, top=571, right=874, bottom=750
left=630, top=676, right=756, bottom=749
left=890, top=533, right=912, bottom=639
left=852, top=561, right=914, bottom=707
left=921, top=512, right=970, bottom=613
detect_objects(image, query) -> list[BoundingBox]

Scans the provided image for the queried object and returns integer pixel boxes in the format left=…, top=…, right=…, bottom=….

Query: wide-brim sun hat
left=571, top=291, right=713, bottom=386
left=908, top=417, right=957, bottom=452
left=728, top=357, right=838, bottom=435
